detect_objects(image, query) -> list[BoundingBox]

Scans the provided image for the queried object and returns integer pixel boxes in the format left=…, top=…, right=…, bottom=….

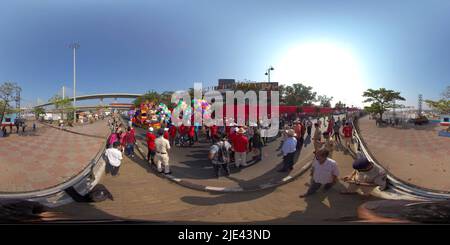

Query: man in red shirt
left=188, top=125, right=195, bottom=145
left=232, top=128, right=248, bottom=168
left=327, top=117, right=334, bottom=135
left=342, top=122, right=353, bottom=150
left=125, top=126, right=136, bottom=157
left=146, top=127, right=157, bottom=164
left=168, top=124, right=176, bottom=146
left=210, top=124, right=218, bottom=143
left=163, top=127, right=169, bottom=140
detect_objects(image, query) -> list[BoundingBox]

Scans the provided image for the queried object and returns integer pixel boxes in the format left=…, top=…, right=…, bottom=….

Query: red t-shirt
left=164, top=131, right=169, bottom=140
left=232, top=134, right=248, bottom=152
left=225, top=126, right=231, bottom=136
left=179, top=125, right=186, bottom=135
left=343, top=126, right=352, bottom=138
left=294, top=124, right=302, bottom=138
left=229, top=131, right=236, bottom=143
left=210, top=125, right=218, bottom=137
left=169, top=125, right=177, bottom=137
left=188, top=126, right=195, bottom=137
left=125, top=131, right=136, bottom=144
left=327, top=120, right=334, bottom=133
left=146, top=132, right=156, bottom=150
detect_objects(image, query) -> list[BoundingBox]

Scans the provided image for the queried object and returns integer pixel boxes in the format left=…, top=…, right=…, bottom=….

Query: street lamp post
left=265, top=66, right=274, bottom=83
left=69, top=42, right=80, bottom=124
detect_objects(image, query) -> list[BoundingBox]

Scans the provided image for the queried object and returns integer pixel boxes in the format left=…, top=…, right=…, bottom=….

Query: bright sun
left=273, top=42, right=367, bottom=107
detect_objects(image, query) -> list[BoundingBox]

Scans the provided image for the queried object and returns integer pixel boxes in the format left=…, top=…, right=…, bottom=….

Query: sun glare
left=274, top=42, right=367, bottom=107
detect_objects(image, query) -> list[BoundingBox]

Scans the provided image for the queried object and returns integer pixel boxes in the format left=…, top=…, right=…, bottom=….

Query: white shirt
left=312, top=158, right=339, bottom=184
left=155, top=136, right=171, bottom=153
left=105, top=148, right=123, bottom=167
left=281, top=137, right=297, bottom=156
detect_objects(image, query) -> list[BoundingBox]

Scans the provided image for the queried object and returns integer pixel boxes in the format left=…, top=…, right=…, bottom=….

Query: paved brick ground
left=0, top=120, right=110, bottom=193
left=52, top=147, right=377, bottom=224
left=358, top=116, right=450, bottom=191
left=134, top=126, right=316, bottom=190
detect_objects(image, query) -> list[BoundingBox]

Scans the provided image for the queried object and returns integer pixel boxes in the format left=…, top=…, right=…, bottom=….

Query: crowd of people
left=104, top=111, right=387, bottom=197
left=105, top=115, right=136, bottom=176
left=144, top=117, right=270, bottom=178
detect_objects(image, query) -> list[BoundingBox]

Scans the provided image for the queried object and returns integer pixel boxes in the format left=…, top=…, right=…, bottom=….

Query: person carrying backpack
left=208, top=134, right=231, bottom=178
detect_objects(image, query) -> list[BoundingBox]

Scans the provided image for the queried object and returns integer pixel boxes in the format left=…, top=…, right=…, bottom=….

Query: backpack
left=216, top=142, right=230, bottom=164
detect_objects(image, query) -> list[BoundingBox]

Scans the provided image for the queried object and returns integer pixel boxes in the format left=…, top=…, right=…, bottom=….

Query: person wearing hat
left=232, top=127, right=249, bottom=168
left=279, top=129, right=297, bottom=172
left=146, top=127, right=157, bottom=164
left=154, top=128, right=172, bottom=174
left=341, top=156, right=387, bottom=195
left=300, top=148, right=339, bottom=198
left=163, top=127, right=169, bottom=140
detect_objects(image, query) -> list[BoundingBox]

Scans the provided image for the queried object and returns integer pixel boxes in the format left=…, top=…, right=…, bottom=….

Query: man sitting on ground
left=341, top=156, right=387, bottom=195
left=299, top=148, right=339, bottom=198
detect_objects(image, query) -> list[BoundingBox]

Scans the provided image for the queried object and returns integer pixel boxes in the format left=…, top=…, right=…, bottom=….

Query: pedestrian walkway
left=132, top=126, right=316, bottom=192
left=51, top=148, right=379, bottom=224
left=0, top=120, right=110, bottom=193
left=358, top=115, right=450, bottom=191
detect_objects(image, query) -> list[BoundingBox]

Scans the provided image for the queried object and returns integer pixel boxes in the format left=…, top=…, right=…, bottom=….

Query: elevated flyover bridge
left=34, top=93, right=143, bottom=108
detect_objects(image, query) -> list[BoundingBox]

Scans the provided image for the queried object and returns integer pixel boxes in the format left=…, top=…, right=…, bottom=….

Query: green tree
left=334, top=101, right=346, bottom=110
left=425, top=99, right=450, bottom=114
left=318, top=95, right=333, bottom=107
left=280, top=83, right=317, bottom=106
left=49, top=95, right=73, bottom=121
left=133, top=90, right=161, bottom=107
left=425, top=86, right=450, bottom=114
left=160, top=91, right=174, bottom=107
left=362, top=88, right=405, bottom=120
left=0, top=82, right=21, bottom=124
left=33, top=107, right=46, bottom=119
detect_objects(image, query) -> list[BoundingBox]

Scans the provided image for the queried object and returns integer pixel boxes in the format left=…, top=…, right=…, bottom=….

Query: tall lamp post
left=265, top=66, right=274, bottom=83
left=69, top=42, right=80, bottom=124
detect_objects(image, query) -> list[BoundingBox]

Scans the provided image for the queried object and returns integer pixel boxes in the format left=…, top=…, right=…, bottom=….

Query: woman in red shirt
left=146, top=127, right=156, bottom=164
left=342, top=123, right=353, bottom=149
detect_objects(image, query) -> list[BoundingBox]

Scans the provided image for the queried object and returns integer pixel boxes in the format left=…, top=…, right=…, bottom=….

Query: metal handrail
left=0, top=122, right=109, bottom=199
left=352, top=114, right=450, bottom=200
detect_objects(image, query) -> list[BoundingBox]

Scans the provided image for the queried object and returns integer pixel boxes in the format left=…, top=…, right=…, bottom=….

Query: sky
left=0, top=0, right=449, bottom=108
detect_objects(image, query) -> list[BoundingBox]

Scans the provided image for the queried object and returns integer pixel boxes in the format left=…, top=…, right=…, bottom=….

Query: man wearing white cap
left=279, top=129, right=297, bottom=172
left=146, top=127, right=157, bottom=165
left=232, top=127, right=249, bottom=168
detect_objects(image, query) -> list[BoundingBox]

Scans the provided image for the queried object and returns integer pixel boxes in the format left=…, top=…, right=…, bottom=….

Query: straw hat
left=164, top=127, right=169, bottom=131
left=286, top=129, right=296, bottom=137
left=237, top=127, right=246, bottom=134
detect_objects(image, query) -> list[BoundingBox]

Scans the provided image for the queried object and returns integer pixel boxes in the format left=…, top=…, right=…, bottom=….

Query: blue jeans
left=125, top=144, right=134, bottom=155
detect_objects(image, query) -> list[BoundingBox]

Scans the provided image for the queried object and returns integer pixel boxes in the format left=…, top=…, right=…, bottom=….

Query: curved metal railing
left=0, top=122, right=109, bottom=200
left=352, top=114, right=450, bottom=201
